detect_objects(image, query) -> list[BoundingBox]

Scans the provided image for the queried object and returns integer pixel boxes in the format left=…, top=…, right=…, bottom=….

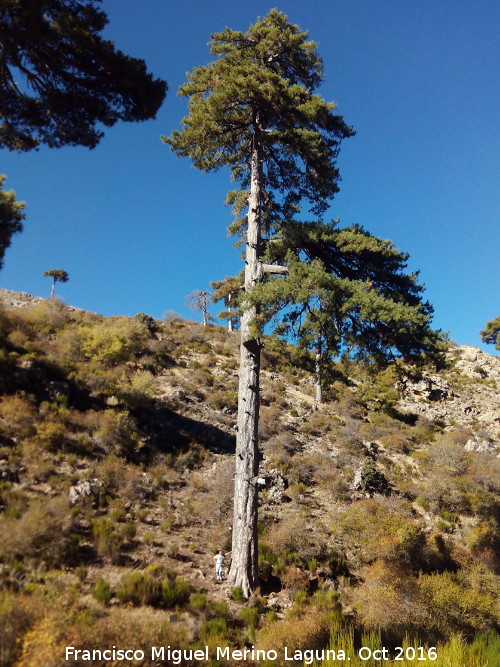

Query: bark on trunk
left=228, top=129, right=262, bottom=597
left=228, top=294, right=233, bottom=332
left=315, top=339, right=322, bottom=403
left=50, top=281, right=55, bottom=300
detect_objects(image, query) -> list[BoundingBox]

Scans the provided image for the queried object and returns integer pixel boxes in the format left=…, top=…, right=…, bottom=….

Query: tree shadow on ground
left=139, top=405, right=236, bottom=459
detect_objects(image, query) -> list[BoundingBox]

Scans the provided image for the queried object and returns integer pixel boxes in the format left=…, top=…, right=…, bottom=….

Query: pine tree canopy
left=0, top=175, right=25, bottom=270
left=165, top=9, right=354, bottom=224
left=480, top=317, right=500, bottom=350
left=229, top=219, right=445, bottom=366
left=43, top=268, right=69, bottom=283
left=0, top=0, right=167, bottom=151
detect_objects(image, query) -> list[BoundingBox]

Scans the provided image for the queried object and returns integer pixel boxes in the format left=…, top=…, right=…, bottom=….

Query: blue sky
left=1, top=0, right=498, bottom=352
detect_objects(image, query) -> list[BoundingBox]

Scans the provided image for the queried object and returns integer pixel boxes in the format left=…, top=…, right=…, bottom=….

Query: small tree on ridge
left=43, top=269, right=68, bottom=300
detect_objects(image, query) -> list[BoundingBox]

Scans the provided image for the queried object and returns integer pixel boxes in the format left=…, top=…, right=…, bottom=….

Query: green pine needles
left=164, top=8, right=354, bottom=223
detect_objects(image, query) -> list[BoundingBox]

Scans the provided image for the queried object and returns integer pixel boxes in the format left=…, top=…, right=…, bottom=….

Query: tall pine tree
left=165, top=10, right=353, bottom=596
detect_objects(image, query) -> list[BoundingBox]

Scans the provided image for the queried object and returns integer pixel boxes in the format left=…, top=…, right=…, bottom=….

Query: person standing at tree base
left=214, top=550, right=231, bottom=581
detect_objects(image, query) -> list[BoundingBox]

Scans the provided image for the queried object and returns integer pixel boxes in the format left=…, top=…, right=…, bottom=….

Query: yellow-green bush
left=15, top=601, right=190, bottom=667
left=0, top=592, right=46, bottom=667
left=78, top=316, right=151, bottom=366
left=16, top=301, right=72, bottom=337
left=91, top=516, right=123, bottom=563
left=116, top=571, right=163, bottom=606
left=0, top=497, right=74, bottom=564
left=0, top=394, right=37, bottom=438
left=116, top=369, right=157, bottom=408
left=331, top=498, right=424, bottom=566
left=80, top=410, right=145, bottom=457
left=417, top=566, right=499, bottom=634
left=91, top=577, right=112, bottom=605
left=348, top=560, right=427, bottom=633
left=257, top=610, right=330, bottom=665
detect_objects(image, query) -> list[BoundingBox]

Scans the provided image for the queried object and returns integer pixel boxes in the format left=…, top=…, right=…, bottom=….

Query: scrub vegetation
left=0, top=295, right=498, bottom=665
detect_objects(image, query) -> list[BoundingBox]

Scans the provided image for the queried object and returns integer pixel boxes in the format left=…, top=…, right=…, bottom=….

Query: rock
left=353, top=458, right=389, bottom=495
left=68, top=478, right=103, bottom=505
left=364, top=441, right=380, bottom=456
left=262, top=468, right=288, bottom=504
left=0, top=460, right=21, bottom=482
left=454, top=345, right=500, bottom=380
left=398, top=375, right=452, bottom=402
left=169, top=388, right=188, bottom=402
left=396, top=346, right=500, bottom=442
left=464, top=438, right=497, bottom=454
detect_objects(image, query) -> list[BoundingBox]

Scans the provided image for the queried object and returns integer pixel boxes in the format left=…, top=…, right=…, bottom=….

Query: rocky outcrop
left=0, top=288, right=45, bottom=309
left=0, top=288, right=87, bottom=313
left=258, top=468, right=288, bottom=504
left=68, top=479, right=104, bottom=505
left=397, top=345, right=500, bottom=451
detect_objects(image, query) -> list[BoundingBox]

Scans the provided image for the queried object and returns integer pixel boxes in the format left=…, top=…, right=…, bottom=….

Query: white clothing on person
left=214, top=552, right=226, bottom=581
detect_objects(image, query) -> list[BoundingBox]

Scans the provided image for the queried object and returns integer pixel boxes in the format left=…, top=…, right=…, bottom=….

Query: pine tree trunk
left=315, top=338, right=322, bottom=403
left=50, top=280, right=55, bottom=300
left=228, top=130, right=262, bottom=597
left=228, top=294, right=233, bottom=332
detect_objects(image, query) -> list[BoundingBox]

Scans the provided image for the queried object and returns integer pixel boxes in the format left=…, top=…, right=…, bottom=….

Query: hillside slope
left=0, top=292, right=498, bottom=665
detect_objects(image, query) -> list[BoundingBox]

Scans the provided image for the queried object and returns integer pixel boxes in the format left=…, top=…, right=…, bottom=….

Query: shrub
left=257, top=610, right=330, bottom=663
left=33, top=420, right=66, bottom=451
left=91, top=517, right=123, bottom=562
left=418, top=567, right=499, bottom=635
left=0, top=394, right=37, bottom=438
left=240, top=606, right=260, bottom=640
left=466, top=520, right=499, bottom=553
left=0, top=592, right=46, bottom=666
left=288, top=482, right=307, bottom=502
left=357, top=457, right=389, bottom=494
left=79, top=316, right=151, bottom=366
left=280, top=566, right=310, bottom=592
left=258, top=405, right=281, bottom=439
left=91, top=578, right=112, bottom=605
left=230, top=586, right=244, bottom=602
left=300, top=412, right=335, bottom=437
left=207, top=389, right=238, bottom=412
left=116, top=571, right=162, bottom=606
left=134, top=312, right=160, bottom=334
left=331, top=498, right=425, bottom=566
left=189, top=592, right=208, bottom=611
left=19, top=300, right=72, bottom=336
left=120, top=521, right=137, bottom=542
left=1, top=487, right=29, bottom=519
left=161, top=576, right=192, bottom=608
left=17, top=603, right=189, bottom=665
left=83, top=411, right=145, bottom=458
left=116, top=370, right=157, bottom=408
left=0, top=497, right=73, bottom=564
left=264, top=515, right=310, bottom=557
left=199, top=617, right=228, bottom=641
left=349, top=561, right=427, bottom=633
left=142, top=531, right=155, bottom=545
